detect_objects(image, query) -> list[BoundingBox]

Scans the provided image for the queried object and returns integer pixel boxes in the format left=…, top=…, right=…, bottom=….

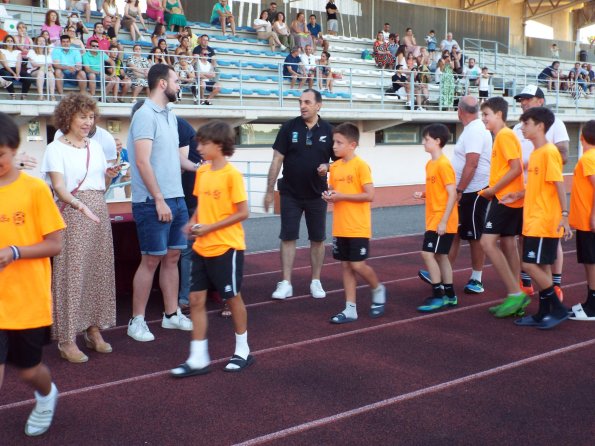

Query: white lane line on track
left=232, top=337, right=595, bottom=446
left=0, top=281, right=587, bottom=413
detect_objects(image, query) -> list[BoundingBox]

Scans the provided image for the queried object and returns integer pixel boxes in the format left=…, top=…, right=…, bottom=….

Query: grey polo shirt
left=127, top=99, right=183, bottom=203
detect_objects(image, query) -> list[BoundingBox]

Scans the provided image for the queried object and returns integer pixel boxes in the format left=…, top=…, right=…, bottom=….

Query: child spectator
left=478, top=67, right=490, bottom=102
left=0, top=112, right=65, bottom=436
left=501, top=107, right=572, bottom=329
left=414, top=124, right=459, bottom=312
left=170, top=120, right=252, bottom=377
left=425, top=29, right=437, bottom=55
left=324, top=123, right=386, bottom=324
left=478, top=97, right=529, bottom=318
left=568, top=120, right=595, bottom=321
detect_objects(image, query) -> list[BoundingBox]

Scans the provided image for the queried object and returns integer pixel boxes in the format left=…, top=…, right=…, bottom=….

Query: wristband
left=561, top=211, right=569, bottom=217
left=9, top=245, right=21, bottom=261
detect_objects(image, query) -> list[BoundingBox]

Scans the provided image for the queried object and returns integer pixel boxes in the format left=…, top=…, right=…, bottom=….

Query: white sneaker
left=25, top=383, right=58, bottom=437
left=127, top=315, right=155, bottom=342
left=310, top=279, right=326, bottom=298
left=272, top=280, right=293, bottom=299
left=162, top=308, right=193, bottom=331
left=280, top=44, right=287, bottom=51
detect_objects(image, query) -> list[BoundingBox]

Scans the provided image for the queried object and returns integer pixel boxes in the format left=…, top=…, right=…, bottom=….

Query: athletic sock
left=233, top=331, right=250, bottom=359
left=534, top=287, right=555, bottom=321
left=470, top=270, right=482, bottom=282
left=552, top=274, right=562, bottom=287
left=34, top=382, right=58, bottom=408
left=586, top=288, right=595, bottom=309
left=432, top=283, right=444, bottom=298
left=520, top=271, right=532, bottom=287
left=371, top=284, right=386, bottom=304
left=343, top=302, right=357, bottom=319
left=186, top=339, right=210, bottom=369
left=443, top=284, right=455, bottom=298
left=165, top=311, right=176, bottom=318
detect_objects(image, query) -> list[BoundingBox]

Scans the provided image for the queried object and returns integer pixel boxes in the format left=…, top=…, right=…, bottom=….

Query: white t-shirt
left=197, top=59, right=213, bottom=74
left=0, top=49, right=20, bottom=68
left=451, top=118, right=492, bottom=192
left=512, top=117, right=569, bottom=166
left=300, top=53, right=317, bottom=71
left=54, top=125, right=117, bottom=161
left=41, top=139, right=108, bottom=192
left=27, top=50, right=52, bottom=70
left=464, top=65, right=481, bottom=80
left=479, top=74, right=489, bottom=91
left=440, top=39, right=459, bottom=53
left=253, top=18, right=272, bottom=33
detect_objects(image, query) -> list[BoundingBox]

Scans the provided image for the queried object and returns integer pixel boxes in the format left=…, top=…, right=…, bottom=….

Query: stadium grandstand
left=1, top=0, right=593, bottom=207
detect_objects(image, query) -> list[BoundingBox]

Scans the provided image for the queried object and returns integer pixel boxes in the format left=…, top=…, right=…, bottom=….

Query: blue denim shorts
left=132, top=197, right=188, bottom=255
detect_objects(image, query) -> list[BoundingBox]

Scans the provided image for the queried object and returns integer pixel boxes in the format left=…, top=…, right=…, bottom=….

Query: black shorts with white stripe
left=458, top=191, right=489, bottom=240
left=422, top=231, right=455, bottom=255
left=190, top=249, right=244, bottom=299
left=522, top=236, right=558, bottom=265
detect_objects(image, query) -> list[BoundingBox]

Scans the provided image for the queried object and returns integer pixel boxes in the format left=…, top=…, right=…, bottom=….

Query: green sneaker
left=494, top=293, right=530, bottom=318
left=488, top=303, right=501, bottom=314
left=444, top=295, right=458, bottom=307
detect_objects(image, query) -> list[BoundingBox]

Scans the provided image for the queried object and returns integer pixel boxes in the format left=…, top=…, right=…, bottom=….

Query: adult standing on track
left=264, top=89, right=335, bottom=300
left=126, top=64, right=193, bottom=342
left=419, top=96, right=492, bottom=294
left=512, top=85, right=570, bottom=298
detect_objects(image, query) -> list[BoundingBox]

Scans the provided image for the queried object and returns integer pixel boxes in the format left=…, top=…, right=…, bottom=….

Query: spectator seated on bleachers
left=87, top=22, right=111, bottom=50
left=307, top=14, right=328, bottom=53
left=401, top=27, right=421, bottom=58
left=373, top=31, right=395, bottom=69
left=290, top=12, right=312, bottom=51
left=586, top=63, right=595, bottom=94
left=27, top=35, right=56, bottom=100
left=70, top=1, right=91, bottom=24
left=66, top=12, right=89, bottom=41
left=569, top=62, right=589, bottom=96
left=179, top=26, right=198, bottom=50
left=146, top=0, right=165, bottom=25
left=53, top=34, right=88, bottom=96
left=149, top=46, right=169, bottom=66
left=82, top=39, right=115, bottom=97
left=196, top=49, right=220, bottom=105
left=164, top=0, right=187, bottom=32
left=15, top=21, right=32, bottom=62
left=192, top=34, right=216, bottom=69
left=156, top=38, right=174, bottom=65
left=106, top=44, right=130, bottom=102
left=387, top=33, right=398, bottom=58
left=0, top=34, right=33, bottom=99
left=440, top=32, right=459, bottom=54
left=126, top=43, right=150, bottom=101
left=463, top=57, right=481, bottom=86
left=41, top=10, right=63, bottom=45
left=102, top=15, right=118, bottom=39
left=102, top=0, right=121, bottom=36
left=254, top=10, right=286, bottom=52
left=211, top=0, right=236, bottom=36
left=65, top=25, right=86, bottom=53
left=272, top=11, right=291, bottom=49
left=300, top=44, right=317, bottom=88
left=151, top=23, right=168, bottom=47
left=387, top=64, right=406, bottom=98
left=537, top=60, right=561, bottom=91
left=122, top=0, right=147, bottom=43
left=283, top=46, right=304, bottom=89
left=174, top=53, right=196, bottom=101
left=317, top=50, right=333, bottom=92
left=175, top=35, right=191, bottom=56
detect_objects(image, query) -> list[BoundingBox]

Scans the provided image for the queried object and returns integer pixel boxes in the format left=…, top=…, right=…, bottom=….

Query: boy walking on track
left=501, top=107, right=572, bottom=329
left=568, top=120, right=595, bottom=321
left=171, top=120, right=253, bottom=377
left=0, top=112, right=66, bottom=436
left=323, top=123, right=386, bottom=324
left=478, top=97, right=529, bottom=318
left=414, top=124, right=459, bottom=312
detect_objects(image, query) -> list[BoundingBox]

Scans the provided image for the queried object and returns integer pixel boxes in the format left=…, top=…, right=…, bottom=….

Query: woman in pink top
left=146, top=0, right=165, bottom=25
left=41, top=10, right=62, bottom=45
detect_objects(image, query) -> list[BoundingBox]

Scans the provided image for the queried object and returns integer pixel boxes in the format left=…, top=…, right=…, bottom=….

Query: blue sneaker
left=418, top=269, right=432, bottom=285
left=417, top=297, right=447, bottom=312
left=464, top=279, right=484, bottom=294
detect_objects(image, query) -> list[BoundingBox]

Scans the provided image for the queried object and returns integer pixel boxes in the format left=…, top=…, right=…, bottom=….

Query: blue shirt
left=127, top=99, right=183, bottom=202
left=52, top=47, right=82, bottom=68
left=307, top=23, right=321, bottom=37
left=283, top=54, right=301, bottom=77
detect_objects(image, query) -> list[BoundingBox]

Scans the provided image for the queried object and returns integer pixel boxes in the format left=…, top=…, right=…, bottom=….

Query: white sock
left=470, top=270, right=482, bottom=282
left=372, top=284, right=386, bottom=304
left=34, top=382, right=58, bottom=409
left=343, top=302, right=357, bottom=319
left=225, top=331, right=250, bottom=371
left=186, top=339, right=210, bottom=369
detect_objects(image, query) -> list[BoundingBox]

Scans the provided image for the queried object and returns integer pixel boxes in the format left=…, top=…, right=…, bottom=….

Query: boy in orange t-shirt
left=568, top=120, right=595, bottom=321
left=0, top=112, right=65, bottom=436
left=501, top=107, right=572, bottom=329
left=170, top=120, right=253, bottom=378
left=479, top=97, right=529, bottom=318
left=413, top=124, right=459, bottom=312
left=323, top=122, right=386, bottom=324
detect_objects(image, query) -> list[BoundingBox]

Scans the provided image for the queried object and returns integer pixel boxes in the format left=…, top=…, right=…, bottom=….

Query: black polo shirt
left=273, top=116, right=335, bottom=199
left=178, top=118, right=202, bottom=213
left=192, top=44, right=216, bottom=62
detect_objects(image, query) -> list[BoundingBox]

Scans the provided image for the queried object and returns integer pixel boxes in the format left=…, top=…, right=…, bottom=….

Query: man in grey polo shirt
left=127, top=64, right=193, bottom=342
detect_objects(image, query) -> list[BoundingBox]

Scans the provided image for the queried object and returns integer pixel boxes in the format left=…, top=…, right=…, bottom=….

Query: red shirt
left=87, top=35, right=111, bottom=51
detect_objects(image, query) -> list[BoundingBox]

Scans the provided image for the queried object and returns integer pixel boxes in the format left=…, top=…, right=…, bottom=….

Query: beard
left=165, top=87, right=178, bottom=103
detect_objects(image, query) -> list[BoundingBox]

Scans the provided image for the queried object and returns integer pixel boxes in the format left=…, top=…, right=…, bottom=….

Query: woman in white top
left=254, top=10, right=286, bottom=52
left=273, top=12, right=292, bottom=49
left=102, top=0, right=121, bottom=36
left=196, top=49, right=220, bottom=105
left=41, top=93, right=119, bottom=363
left=0, top=35, right=32, bottom=98
left=27, top=36, right=55, bottom=100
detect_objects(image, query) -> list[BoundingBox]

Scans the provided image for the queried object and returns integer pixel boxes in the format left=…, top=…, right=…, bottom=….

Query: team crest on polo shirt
left=292, top=132, right=298, bottom=143
left=13, top=211, right=25, bottom=225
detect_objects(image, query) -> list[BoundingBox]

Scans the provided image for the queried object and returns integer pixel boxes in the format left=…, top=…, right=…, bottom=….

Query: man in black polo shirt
left=264, top=89, right=335, bottom=300
left=192, top=34, right=217, bottom=68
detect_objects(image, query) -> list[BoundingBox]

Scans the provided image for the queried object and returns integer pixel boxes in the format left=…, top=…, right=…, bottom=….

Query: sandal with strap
left=223, top=354, right=255, bottom=373
left=369, top=303, right=385, bottom=318
left=170, top=362, right=211, bottom=378
left=330, top=312, right=357, bottom=324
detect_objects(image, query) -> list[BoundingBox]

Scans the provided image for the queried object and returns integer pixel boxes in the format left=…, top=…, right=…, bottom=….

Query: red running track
left=1, top=234, right=594, bottom=445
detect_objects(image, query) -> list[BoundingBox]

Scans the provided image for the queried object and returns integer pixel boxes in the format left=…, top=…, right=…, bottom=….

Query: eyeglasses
left=91, top=45, right=99, bottom=48
left=306, top=129, right=313, bottom=147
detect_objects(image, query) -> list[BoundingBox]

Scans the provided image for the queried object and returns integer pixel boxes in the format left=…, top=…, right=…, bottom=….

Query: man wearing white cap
left=512, top=84, right=569, bottom=299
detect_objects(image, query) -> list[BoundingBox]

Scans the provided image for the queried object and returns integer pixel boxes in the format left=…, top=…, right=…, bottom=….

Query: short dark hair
left=93, top=22, right=102, bottom=31
left=131, top=99, right=145, bottom=118
left=196, top=120, right=236, bottom=157
left=333, top=122, right=359, bottom=144
left=302, top=88, right=322, bottom=103
left=519, top=106, right=555, bottom=133
left=0, top=112, right=20, bottom=149
left=481, top=96, right=508, bottom=121
left=321, top=50, right=330, bottom=59
left=582, top=120, right=595, bottom=145
left=147, top=64, right=175, bottom=91
left=422, top=124, right=450, bottom=148
left=60, top=34, right=70, bottom=41
left=309, top=14, right=316, bottom=19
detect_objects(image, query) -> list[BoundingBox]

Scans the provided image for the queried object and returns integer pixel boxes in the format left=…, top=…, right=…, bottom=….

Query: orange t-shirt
left=523, top=143, right=563, bottom=238
left=0, top=173, right=66, bottom=330
left=489, top=127, right=524, bottom=208
left=329, top=156, right=373, bottom=238
left=192, top=162, right=247, bottom=257
left=425, top=154, right=458, bottom=233
left=569, top=149, right=595, bottom=232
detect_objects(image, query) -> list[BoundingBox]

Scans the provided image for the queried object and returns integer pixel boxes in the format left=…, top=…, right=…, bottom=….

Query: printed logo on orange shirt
left=13, top=212, right=25, bottom=225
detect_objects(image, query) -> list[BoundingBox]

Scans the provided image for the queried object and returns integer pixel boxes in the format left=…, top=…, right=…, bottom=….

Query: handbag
left=59, top=140, right=90, bottom=212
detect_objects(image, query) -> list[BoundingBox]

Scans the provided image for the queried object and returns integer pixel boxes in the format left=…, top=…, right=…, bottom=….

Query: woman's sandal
left=84, top=330, right=113, bottom=353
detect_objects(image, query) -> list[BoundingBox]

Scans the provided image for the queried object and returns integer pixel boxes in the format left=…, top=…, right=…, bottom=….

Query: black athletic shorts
left=458, top=191, right=489, bottom=240
left=422, top=231, right=455, bottom=255
left=190, top=249, right=244, bottom=300
left=576, top=230, right=595, bottom=264
left=0, top=326, right=51, bottom=369
left=279, top=194, right=327, bottom=242
left=332, top=237, right=370, bottom=262
left=522, top=236, right=558, bottom=265
left=483, top=199, right=523, bottom=236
